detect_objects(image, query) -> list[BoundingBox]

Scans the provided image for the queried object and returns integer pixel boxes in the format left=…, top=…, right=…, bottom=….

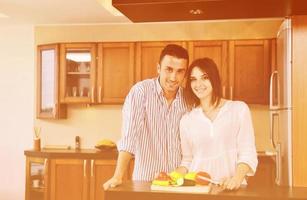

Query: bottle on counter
left=75, top=136, right=81, bottom=150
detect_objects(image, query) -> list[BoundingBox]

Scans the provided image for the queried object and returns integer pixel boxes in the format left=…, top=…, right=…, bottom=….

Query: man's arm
left=103, top=151, right=133, bottom=190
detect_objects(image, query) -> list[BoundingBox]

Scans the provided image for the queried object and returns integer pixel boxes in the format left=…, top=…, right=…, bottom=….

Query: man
left=103, top=44, right=189, bottom=189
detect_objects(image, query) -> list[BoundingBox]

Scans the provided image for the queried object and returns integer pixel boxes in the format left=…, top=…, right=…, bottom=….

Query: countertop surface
left=24, top=148, right=118, bottom=159
left=105, top=181, right=307, bottom=200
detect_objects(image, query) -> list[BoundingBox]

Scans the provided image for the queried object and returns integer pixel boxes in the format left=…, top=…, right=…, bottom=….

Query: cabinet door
left=97, top=43, right=135, bottom=104
left=60, top=43, right=97, bottom=104
left=135, top=41, right=187, bottom=81
left=37, top=44, right=66, bottom=119
left=89, top=159, right=131, bottom=200
left=247, top=156, right=275, bottom=187
left=188, top=40, right=228, bottom=97
left=25, top=157, right=49, bottom=200
left=228, top=40, right=271, bottom=104
left=50, top=159, right=88, bottom=200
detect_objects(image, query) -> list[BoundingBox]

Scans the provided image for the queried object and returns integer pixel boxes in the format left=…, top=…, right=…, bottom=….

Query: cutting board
left=151, top=185, right=211, bottom=193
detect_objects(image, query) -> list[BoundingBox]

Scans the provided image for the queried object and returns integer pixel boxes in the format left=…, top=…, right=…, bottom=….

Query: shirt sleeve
left=117, top=84, right=145, bottom=155
left=179, top=116, right=193, bottom=170
left=236, top=102, right=258, bottom=176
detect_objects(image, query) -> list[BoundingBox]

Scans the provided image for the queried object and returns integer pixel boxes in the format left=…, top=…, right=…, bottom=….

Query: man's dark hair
left=159, top=44, right=189, bottom=64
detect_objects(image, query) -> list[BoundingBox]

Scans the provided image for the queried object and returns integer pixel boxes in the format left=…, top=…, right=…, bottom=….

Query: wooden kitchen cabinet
left=48, top=158, right=132, bottom=200
left=135, top=41, right=187, bottom=81
left=188, top=40, right=228, bottom=97
left=25, top=150, right=133, bottom=200
left=97, top=43, right=135, bottom=104
left=228, top=39, right=272, bottom=104
left=25, top=157, right=49, bottom=200
left=90, top=159, right=133, bottom=200
left=50, top=159, right=88, bottom=200
left=37, top=44, right=66, bottom=119
left=247, top=155, right=276, bottom=187
left=59, top=43, right=97, bottom=104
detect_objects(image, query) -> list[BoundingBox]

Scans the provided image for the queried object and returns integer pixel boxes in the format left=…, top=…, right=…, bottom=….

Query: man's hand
left=103, top=177, right=122, bottom=190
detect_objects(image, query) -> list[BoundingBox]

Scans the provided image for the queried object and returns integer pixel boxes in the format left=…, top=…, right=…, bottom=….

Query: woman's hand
left=221, top=162, right=252, bottom=190
left=220, top=174, right=244, bottom=190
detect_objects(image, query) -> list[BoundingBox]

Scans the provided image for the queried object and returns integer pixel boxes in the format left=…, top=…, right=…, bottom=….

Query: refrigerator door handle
left=270, top=111, right=278, bottom=149
left=269, top=71, right=279, bottom=109
left=275, top=143, right=281, bottom=185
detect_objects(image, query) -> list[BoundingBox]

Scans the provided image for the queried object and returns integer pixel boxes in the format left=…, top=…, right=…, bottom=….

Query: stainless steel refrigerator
left=269, top=18, right=292, bottom=186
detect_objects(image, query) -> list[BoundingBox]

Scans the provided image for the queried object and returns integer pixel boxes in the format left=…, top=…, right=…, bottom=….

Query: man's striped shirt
left=118, top=78, right=187, bottom=181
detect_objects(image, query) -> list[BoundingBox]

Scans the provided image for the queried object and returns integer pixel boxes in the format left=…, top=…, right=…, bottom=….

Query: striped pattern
left=118, top=78, right=187, bottom=181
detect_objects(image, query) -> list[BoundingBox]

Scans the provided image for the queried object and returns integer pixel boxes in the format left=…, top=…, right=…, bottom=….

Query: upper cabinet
left=97, top=43, right=135, bottom=104
left=188, top=40, right=228, bottom=97
left=228, top=39, right=272, bottom=104
left=135, top=41, right=187, bottom=81
left=59, top=43, right=97, bottom=104
left=36, top=39, right=274, bottom=119
left=37, top=44, right=66, bottom=119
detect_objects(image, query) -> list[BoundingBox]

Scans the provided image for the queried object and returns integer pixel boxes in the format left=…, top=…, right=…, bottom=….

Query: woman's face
left=190, top=67, right=213, bottom=101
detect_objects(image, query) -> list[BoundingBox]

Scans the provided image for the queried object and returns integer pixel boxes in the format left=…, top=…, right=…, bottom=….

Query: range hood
left=112, top=0, right=307, bottom=22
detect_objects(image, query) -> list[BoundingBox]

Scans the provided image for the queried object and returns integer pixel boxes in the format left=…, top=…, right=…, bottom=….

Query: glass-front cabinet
left=60, top=43, right=97, bottom=104
left=37, top=44, right=66, bottom=119
left=25, top=157, right=49, bottom=200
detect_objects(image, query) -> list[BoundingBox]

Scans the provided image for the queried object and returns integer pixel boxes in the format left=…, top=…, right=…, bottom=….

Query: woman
left=176, top=58, right=258, bottom=190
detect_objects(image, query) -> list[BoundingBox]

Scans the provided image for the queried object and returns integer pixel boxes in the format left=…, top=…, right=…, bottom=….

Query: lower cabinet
left=49, top=159, right=88, bottom=200
left=49, top=159, right=129, bottom=200
left=25, top=155, right=133, bottom=200
left=247, top=156, right=276, bottom=187
left=25, top=157, right=49, bottom=200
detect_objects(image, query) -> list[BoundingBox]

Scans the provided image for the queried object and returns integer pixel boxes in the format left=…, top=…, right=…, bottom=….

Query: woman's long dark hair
left=184, top=57, right=222, bottom=110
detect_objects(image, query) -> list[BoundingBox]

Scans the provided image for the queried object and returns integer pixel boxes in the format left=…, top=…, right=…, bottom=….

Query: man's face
left=157, top=55, right=188, bottom=94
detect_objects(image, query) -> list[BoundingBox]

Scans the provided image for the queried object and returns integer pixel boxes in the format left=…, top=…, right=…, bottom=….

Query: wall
left=0, top=25, right=34, bottom=200
left=35, top=19, right=282, bottom=151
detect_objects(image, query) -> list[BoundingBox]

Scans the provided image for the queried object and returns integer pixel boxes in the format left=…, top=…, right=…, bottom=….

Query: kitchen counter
left=24, top=148, right=118, bottom=159
left=105, top=181, right=307, bottom=200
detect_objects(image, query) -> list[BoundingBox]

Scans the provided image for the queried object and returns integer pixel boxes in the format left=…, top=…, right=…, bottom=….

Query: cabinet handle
left=229, top=86, right=233, bottom=100
left=91, top=160, right=94, bottom=177
left=52, top=103, right=57, bottom=118
left=222, top=86, right=226, bottom=98
left=275, top=143, right=281, bottom=185
left=83, top=160, right=87, bottom=177
left=91, top=87, right=95, bottom=103
left=44, top=159, right=48, bottom=173
left=98, top=86, right=102, bottom=103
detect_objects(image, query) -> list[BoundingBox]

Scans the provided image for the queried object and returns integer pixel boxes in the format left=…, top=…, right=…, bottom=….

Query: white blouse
left=179, top=100, right=258, bottom=183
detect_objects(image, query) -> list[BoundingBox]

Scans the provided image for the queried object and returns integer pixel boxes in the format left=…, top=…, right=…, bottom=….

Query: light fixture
left=97, top=0, right=123, bottom=16
left=189, top=9, right=204, bottom=15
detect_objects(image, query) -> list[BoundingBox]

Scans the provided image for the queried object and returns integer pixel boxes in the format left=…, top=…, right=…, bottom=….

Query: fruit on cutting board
left=152, top=172, right=172, bottom=186
left=169, top=171, right=185, bottom=185
left=184, top=172, right=197, bottom=181
left=195, top=171, right=211, bottom=185
left=182, top=178, right=196, bottom=186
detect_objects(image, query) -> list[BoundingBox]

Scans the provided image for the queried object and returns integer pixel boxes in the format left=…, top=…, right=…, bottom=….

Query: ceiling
left=0, top=0, right=131, bottom=25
